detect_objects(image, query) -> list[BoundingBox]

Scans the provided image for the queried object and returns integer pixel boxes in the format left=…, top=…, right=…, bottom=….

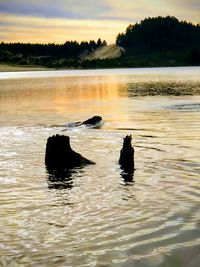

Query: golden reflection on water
left=53, top=76, right=128, bottom=115
left=0, top=76, right=130, bottom=125
left=0, top=70, right=200, bottom=267
left=1, top=75, right=200, bottom=128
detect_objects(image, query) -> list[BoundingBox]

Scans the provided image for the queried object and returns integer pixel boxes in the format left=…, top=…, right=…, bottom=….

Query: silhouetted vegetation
left=0, top=16, right=200, bottom=69
left=117, top=16, right=200, bottom=52
left=0, top=39, right=107, bottom=68
left=116, top=16, right=200, bottom=67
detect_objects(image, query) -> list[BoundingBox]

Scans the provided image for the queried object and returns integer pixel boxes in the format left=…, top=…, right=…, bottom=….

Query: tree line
left=0, top=39, right=107, bottom=67
left=0, top=16, right=200, bottom=68
left=116, top=16, right=200, bottom=53
left=116, top=16, right=200, bottom=66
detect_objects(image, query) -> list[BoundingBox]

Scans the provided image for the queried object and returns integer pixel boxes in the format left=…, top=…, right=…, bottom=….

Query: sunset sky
left=0, top=0, right=199, bottom=44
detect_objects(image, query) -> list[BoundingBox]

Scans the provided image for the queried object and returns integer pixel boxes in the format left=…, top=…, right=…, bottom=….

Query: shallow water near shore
left=0, top=67, right=200, bottom=266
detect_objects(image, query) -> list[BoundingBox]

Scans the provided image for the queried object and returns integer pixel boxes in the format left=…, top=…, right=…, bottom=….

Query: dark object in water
left=119, top=135, right=135, bottom=173
left=64, top=116, right=103, bottom=129
left=82, top=116, right=102, bottom=126
left=45, top=134, right=95, bottom=171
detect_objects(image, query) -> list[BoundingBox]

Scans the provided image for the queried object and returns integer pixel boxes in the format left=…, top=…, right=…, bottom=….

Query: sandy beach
left=0, top=64, right=51, bottom=72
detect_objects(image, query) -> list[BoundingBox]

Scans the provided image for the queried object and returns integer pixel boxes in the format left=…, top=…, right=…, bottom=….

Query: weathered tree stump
left=119, top=135, right=135, bottom=173
left=45, top=134, right=95, bottom=171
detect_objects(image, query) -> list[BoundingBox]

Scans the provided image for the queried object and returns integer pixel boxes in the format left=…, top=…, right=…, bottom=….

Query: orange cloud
left=0, top=13, right=130, bottom=44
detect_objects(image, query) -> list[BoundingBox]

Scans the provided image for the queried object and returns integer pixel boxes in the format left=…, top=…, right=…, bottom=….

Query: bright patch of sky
left=0, top=0, right=199, bottom=43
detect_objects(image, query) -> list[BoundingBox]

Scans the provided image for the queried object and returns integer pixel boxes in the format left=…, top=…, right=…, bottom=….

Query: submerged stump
left=119, top=135, right=135, bottom=173
left=45, top=134, right=95, bottom=171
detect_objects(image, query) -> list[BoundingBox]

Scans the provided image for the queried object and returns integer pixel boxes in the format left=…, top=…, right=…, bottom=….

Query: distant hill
left=116, top=16, right=200, bottom=54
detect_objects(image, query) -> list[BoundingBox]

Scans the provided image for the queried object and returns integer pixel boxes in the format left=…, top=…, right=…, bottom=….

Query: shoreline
left=1, top=63, right=199, bottom=74
left=0, top=66, right=199, bottom=81
left=0, top=64, right=52, bottom=72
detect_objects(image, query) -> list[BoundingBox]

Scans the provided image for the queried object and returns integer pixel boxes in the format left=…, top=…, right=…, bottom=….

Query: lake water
left=0, top=67, right=200, bottom=267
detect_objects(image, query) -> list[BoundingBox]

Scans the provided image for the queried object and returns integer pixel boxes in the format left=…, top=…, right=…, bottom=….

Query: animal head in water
left=83, top=116, right=102, bottom=125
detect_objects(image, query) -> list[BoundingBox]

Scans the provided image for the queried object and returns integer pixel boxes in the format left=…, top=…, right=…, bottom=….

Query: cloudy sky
left=0, top=0, right=199, bottom=44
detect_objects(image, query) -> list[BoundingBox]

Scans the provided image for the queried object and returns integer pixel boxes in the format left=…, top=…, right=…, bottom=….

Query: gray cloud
left=168, top=0, right=200, bottom=9
left=0, top=0, right=199, bottom=23
left=0, top=1, right=78, bottom=18
left=0, top=0, right=111, bottom=19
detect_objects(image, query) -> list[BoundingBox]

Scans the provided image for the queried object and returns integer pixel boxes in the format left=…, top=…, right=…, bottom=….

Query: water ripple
left=1, top=69, right=200, bottom=266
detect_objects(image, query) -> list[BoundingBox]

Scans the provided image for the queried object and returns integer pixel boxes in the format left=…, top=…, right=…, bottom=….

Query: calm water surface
left=0, top=67, right=200, bottom=266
